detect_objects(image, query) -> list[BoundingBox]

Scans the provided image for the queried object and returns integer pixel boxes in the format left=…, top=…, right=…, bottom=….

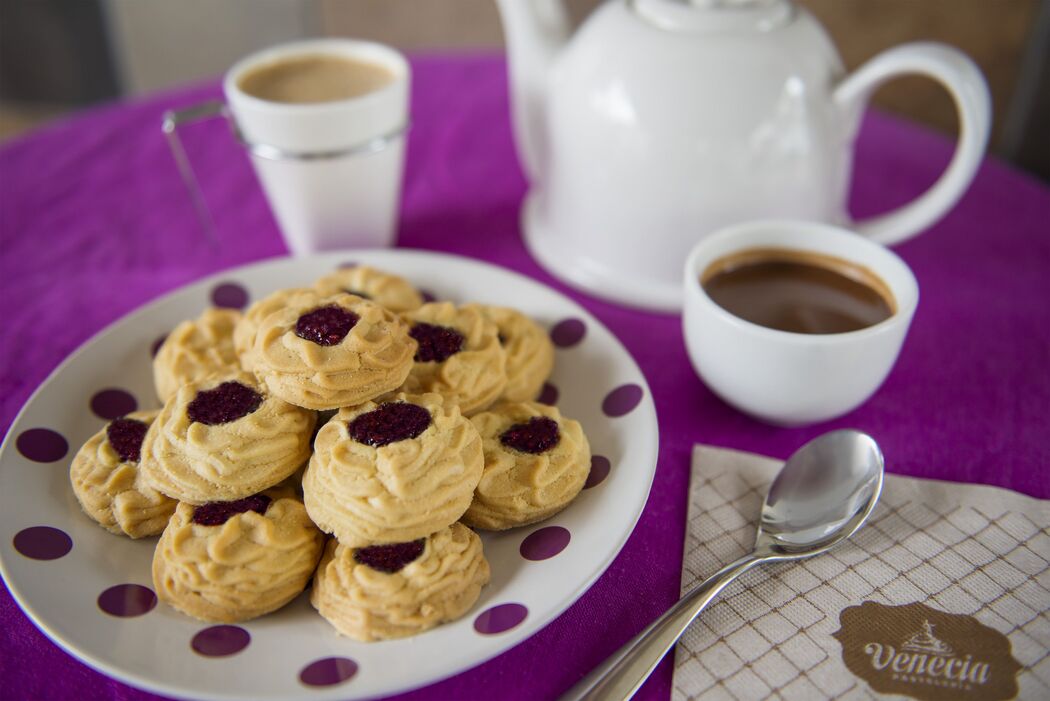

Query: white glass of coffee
left=682, top=220, right=920, bottom=426
left=165, top=38, right=409, bottom=255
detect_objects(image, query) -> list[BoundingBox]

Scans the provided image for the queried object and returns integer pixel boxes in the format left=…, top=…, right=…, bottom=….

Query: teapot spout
left=495, top=0, right=570, bottom=181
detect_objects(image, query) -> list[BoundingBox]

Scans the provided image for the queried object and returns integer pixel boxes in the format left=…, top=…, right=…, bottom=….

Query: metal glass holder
left=161, top=102, right=408, bottom=247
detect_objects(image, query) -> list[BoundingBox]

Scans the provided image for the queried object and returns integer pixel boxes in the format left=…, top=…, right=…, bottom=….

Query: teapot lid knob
left=633, top=0, right=793, bottom=32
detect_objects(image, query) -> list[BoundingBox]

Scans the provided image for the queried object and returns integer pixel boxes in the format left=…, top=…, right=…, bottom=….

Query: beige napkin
left=674, top=445, right=1050, bottom=701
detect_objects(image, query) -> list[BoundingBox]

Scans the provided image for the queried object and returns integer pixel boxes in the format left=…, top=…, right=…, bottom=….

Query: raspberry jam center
left=342, top=288, right=373, bottom=300
left=295, top=305, right=359, bottom=346
left=500, top=416, right=561, bottom=454
left=353, top=539, right=425, bottom=573
left=192, top=494, right=272, bottom=526
left=410, top=322, right=464, bottom=362
left=348, top=402, right=431, bottom=447
left=187, top=381, right=263, bottom=425
left=106, top=418, right=148, bottom=463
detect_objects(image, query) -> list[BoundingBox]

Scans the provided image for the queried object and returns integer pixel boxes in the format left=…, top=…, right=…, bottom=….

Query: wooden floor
left=1, top=0, right=1041, bottom=153
left=0, top=103, right=67, bottom=142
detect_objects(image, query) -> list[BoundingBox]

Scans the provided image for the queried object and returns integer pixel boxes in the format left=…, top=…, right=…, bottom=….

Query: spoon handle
left=561, top=554, right=764, bottom=701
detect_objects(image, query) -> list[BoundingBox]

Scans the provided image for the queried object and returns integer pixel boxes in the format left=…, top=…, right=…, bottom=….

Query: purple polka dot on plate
left=300, top=657, right=358, bottom=687
left=211, top=282, right=249, bottom=309
left=150, top=334, right=167, bottom=358
left=192, top=625, right=250, bottom=657
left=474, top=603, right=528, bottom=635
left=584, top=455, right=611, bottom=489
left=520, top=526, right=570, bottom=561
left=420, top=289, right=437, bottom=303
left=602, top=384, right=643, bottom=417
left=536, top=382, right=559, bottom=405
left=90, top=389, right=137, bottom=420
left=98, top=584, right=157, bottom=617
left=550, top=318, right=586, bottom=348
left=13, top=526, right=72, bottom=560
left=16, top=428, right=68, bottom=463
left=337, top=261, right=359, bottom=269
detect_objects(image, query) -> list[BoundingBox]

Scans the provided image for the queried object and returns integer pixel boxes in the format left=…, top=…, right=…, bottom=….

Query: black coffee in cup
left=701, top=247, right=895, bottom=334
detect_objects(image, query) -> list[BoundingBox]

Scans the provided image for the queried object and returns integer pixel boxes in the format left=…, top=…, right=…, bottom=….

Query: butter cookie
left=250, top=291, right=416, bottom=410
left=302, top=392, right=483, bottom=546
left=463, top=401, right=590, bottom=530
left=311, top=523, right=489, bottom=641
left=232, top=287, right=313, bottom=372
left=153, top=308, right=241, bottom=402
left=312, top=265, right=423, bottom=313
left=399, top=302, right=507, bottom=415
left=70, top=410, right=176, bottom=538
left=479, top=306, right=554, bottom=403
left=152, top=487, right=324, bottom=622
left=141, top=372, right=315, bottom=504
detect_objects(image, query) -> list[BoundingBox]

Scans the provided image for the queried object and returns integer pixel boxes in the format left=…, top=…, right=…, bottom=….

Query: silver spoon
left=563, top=429, right=884, bottom=701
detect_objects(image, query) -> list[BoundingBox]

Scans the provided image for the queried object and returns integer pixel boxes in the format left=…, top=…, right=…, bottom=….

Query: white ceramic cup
left=222, top=39, right=409, bottom=255
left=682, top=220, right=919, bottom=426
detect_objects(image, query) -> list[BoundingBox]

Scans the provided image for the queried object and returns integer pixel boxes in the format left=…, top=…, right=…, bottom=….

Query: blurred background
left=2, top=0, right=1048, bottom=179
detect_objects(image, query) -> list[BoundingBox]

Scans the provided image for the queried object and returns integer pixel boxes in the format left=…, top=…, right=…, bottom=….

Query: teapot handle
left=834, top=42, right=991, bottom=245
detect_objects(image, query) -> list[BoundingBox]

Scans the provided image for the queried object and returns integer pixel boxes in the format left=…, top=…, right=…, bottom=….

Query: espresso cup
left=682, top=220, right=919, bottom=426
left=166, top=39, right=409, bottom=255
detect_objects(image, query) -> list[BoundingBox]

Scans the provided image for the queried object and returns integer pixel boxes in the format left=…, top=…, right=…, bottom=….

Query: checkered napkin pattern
left=673, top=445, right=1050, bottom=700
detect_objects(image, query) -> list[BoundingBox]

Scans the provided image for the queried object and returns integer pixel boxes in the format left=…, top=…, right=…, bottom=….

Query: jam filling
left=187, top=381, right=263, bottom=425
left=410, top=322, right=464, bottom=362
left=342, top=288, right=373, bottom=300
left=500, top=416, right=561, bottom=454
left=348, top=402, right=431, bottom=447
left=192, top=494, right=272, bottom=526
left=353, top=539, right=425, bottom=573
left=106, top=418, right=149, bottom=463
left=295, top=305, right=359, bottom=346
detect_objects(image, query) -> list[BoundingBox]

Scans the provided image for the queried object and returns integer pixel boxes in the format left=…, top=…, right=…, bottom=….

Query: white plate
left=0, top=250, right=658, bottom=701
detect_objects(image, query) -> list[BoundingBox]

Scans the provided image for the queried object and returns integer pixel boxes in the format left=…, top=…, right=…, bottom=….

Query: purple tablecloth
left=1, top=54, right=1048, bottom=701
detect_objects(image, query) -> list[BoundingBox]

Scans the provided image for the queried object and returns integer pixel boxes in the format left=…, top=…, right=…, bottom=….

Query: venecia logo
left=866, top=618, right=988, bottom=686
left=833, top=602, right=1021, bottom=701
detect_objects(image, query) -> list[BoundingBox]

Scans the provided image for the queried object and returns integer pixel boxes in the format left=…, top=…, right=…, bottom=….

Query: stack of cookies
left=69, top=265, right=593, bottom=641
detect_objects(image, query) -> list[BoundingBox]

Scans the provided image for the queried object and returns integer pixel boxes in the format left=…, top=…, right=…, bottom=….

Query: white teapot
left=495, top=0, right=990, bottom=311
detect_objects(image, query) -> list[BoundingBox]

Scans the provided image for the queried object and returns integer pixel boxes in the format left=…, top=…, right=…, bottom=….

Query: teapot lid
left=632, top=0, right=793, bottom=32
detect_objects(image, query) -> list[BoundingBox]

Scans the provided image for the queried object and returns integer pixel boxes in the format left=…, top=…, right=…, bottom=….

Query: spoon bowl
left=759, top=429, right=884, bottom=556
left=563, top=429, right=885, bottom=701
